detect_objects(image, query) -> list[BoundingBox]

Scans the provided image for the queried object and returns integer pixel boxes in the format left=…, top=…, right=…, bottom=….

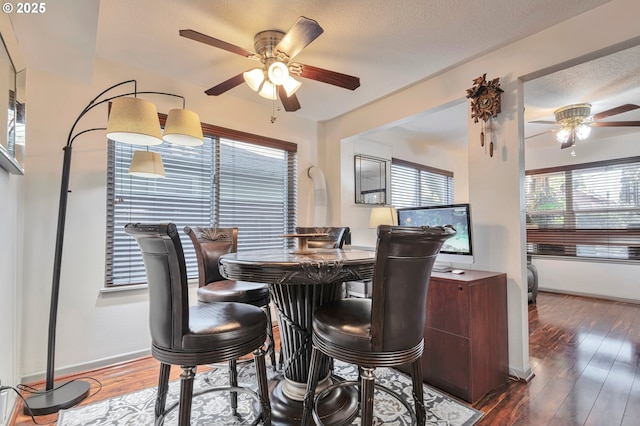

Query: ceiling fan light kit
left=553, top=103, right=593, bottom=145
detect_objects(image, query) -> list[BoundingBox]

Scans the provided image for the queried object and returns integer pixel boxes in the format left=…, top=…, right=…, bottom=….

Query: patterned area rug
left=58, top=360, right=483, bottom=425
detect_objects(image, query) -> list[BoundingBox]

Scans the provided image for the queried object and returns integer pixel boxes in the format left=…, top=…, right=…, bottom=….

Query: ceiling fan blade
left=296, top=63, right=360, bottom=90
left=525, top=130, right=554, bottom=140
left=592, top=121, right=640, bottom=127
left=180, top=29, right=256, bottom=58
left=205, top=73, right=246, bottom=96
left=592, top=104, right=640, bottom=121
left=278, top=86, right=301, bottom=112
left=529, top=120, right=557, bottom=124
left=274, top=17, right=324, bottom=60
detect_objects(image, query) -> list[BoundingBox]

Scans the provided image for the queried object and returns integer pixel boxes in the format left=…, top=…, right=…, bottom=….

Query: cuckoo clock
left=466, top=74, right=503, bottom=157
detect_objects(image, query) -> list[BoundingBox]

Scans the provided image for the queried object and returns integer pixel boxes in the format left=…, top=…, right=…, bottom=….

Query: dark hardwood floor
left=475, top=291, right=640, bottom=426
left=11, top=291, right=640, bottom=425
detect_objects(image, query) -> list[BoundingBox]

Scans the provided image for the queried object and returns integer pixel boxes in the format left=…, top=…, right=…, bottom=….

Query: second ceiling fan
left=528, top=103, right=640, bottom=149
left=180, top=16, right=360, bottom=112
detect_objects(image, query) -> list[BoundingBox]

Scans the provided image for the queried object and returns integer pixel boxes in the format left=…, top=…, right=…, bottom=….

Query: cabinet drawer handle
left=458, top=285, right=463, bottom=291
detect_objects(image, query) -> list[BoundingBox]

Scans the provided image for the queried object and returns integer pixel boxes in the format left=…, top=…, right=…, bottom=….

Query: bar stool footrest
left=311, top=380, right=417, bottom=425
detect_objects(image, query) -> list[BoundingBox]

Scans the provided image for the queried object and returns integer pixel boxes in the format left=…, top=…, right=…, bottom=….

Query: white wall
left=0, top=168, right=22, bottom=420
left=526, top=132, right=640, bottom=301
left=318, top=0, right=640, bottom=379
left=341, top=135, right=468, bottom=248
left=19, top=57, right=319, bottom=381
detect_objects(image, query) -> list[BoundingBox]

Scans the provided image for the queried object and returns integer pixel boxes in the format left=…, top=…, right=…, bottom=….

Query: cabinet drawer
left=423, top=327, right=471, bottom=401
left=427, top=278, right=470, bottom=337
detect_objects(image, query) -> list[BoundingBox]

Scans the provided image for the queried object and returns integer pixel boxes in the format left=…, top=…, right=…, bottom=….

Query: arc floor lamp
left=25, top=79, right=203, bottom=416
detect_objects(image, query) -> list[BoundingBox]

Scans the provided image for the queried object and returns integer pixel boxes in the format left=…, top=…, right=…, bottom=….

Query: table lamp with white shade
left=369, top=205, right=398, bottom=228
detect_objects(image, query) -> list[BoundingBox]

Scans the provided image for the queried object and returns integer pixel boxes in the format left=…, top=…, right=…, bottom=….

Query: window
left=105, top=118, right=297, bottom=287
left=390, top=158, right=454, bottom=208
left=525, top=157, right=640, bottom=261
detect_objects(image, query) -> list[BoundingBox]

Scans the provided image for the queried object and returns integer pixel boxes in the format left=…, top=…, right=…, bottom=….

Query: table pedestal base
left=268, top=376, right=358, bottom=425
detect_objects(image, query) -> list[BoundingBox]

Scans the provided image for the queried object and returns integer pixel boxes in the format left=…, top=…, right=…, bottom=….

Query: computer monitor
left=397, top=203, right=474, bottom=269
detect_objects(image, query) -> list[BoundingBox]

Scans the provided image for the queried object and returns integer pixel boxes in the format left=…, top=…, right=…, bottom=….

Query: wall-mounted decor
left=0, top=33, right=25, bottom=174
left=466, top=73, right=502, bottom=157
left=354, top=154, right=388, bottom=205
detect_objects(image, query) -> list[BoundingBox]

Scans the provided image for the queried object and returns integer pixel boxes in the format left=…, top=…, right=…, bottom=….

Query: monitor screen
left=397, top=203, right=474, bottom=264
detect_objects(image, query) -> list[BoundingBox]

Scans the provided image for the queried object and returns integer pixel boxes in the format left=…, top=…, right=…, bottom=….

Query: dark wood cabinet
left=398, top=269, right=508, bottom=403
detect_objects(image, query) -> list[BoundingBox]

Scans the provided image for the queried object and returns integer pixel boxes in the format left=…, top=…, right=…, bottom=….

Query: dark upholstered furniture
left=125, top=223, right=271, bottom=426
left=184, top=226, right=277, bottom=370
left=294, top=226, right=350, bottom=249
left=527, top=258, right=539, bottom=303
left=301, top=225, right=456, bottom=426
left=184, top=226, right=279, bottom=413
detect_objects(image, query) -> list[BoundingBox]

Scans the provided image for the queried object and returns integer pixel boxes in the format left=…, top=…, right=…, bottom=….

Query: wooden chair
left=125, top=223, right=271, bottom=426
left=301, top=224, right=456, bottom=425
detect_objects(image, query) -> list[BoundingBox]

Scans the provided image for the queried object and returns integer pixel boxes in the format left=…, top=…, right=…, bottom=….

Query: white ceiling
left=8, top=0, right=640, bottom=148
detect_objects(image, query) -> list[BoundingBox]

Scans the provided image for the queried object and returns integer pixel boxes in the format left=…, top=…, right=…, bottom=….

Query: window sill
left=100, top=279, right=198, bottom=295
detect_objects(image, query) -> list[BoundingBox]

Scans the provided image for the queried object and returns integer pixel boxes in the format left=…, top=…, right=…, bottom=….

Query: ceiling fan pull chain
left=270, top=85, right=282, bottom=124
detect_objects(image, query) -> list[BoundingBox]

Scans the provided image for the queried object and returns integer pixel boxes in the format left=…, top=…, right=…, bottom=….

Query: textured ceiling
left=8, top=0, right=640, bottom=148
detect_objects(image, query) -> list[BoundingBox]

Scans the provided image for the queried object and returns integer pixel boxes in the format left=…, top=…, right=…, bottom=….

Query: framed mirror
left=354, top=154, right=388, bottom=204
left=0, top=33, right=25, bottom=175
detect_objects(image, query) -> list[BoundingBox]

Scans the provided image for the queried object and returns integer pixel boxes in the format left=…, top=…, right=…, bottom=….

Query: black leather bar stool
left=184, top=226, right=277, bottom=368
left=125, top=223, right=272, bottom=426
left=301, top=224, right=456, bottom=426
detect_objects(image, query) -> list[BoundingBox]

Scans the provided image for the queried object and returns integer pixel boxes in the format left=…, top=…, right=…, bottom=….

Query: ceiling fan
left=179, top=16, right=360, bottom=113
left=527, top=103, right=640, bottom=149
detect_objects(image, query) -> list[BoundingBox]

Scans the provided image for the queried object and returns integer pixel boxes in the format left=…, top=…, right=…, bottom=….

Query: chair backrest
left=370, top=224, right=456, bottom=352
left=124, top=223, right=189, bottom=351
left=184, top=227, right=238, bottom=287
left=295, top=226, right=350, bottom=249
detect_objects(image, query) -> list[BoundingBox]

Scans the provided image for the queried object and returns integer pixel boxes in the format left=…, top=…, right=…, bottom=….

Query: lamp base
left=23, top=379, right=90, bottom=416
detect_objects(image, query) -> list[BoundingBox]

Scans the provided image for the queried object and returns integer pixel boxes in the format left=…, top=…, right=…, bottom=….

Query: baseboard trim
left=20, top=349, right=151, bottom=385
left=510, top=372, right=535, bottom=383
left=539, top=288, right=640, bottom=305
left=508, top=366, right=533, bottom=381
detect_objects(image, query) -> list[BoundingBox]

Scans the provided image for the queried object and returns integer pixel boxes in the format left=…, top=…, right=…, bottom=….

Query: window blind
left=525, top=156, right=640, bottom=261
left=106, top=121, right=297, bottom=287
left=391, top=158, right=454, bottom=208
left=216, top=139, right=297, bottom=251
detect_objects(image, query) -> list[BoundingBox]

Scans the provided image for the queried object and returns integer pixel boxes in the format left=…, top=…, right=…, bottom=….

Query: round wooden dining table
left=219, top=247, right=375, bottom=425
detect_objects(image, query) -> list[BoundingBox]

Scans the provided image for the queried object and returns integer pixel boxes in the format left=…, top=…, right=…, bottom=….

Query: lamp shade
left=129, top=150, right=165, bottom=178
left=243, top=68, right=265, bottom=92
left=163, top=109, right=204, bottom=146
left=258, top=80, right=278, bottom=100
left=106, top=97, right=163, bottom=145
left=268, top=61, right=289, bottom=85
left=282, top=76, right=302, bottom=97
left=369, top=206, right=398, bottom=228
